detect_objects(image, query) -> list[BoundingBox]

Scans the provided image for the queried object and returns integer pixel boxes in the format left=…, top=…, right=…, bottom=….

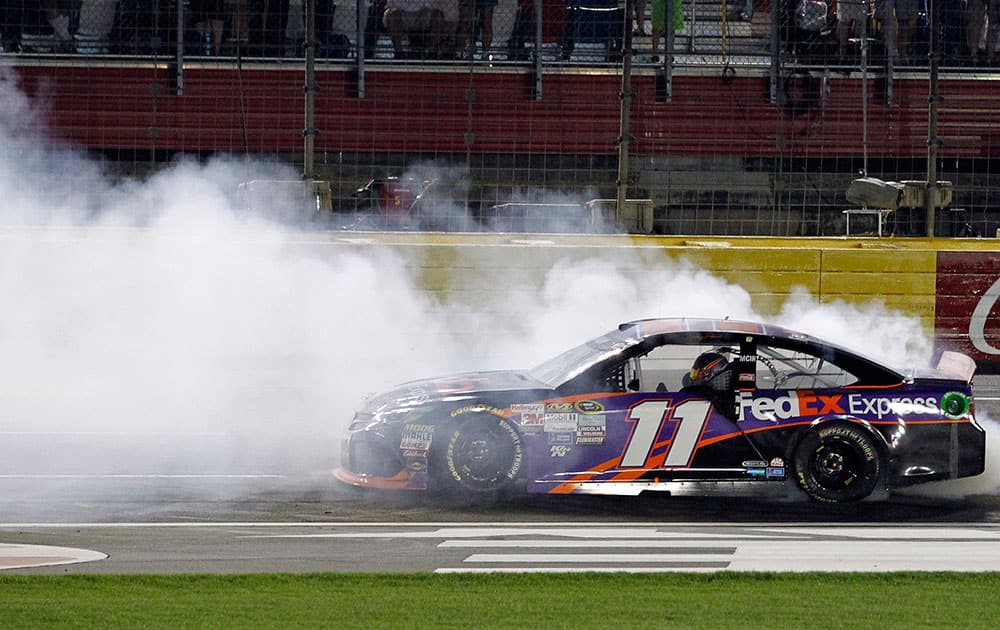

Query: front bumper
left=336, top=425, right=428, bottom=491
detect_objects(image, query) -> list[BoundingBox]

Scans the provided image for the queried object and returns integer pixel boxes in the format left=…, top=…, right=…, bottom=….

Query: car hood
left=361, top=370, right=550, bottom=413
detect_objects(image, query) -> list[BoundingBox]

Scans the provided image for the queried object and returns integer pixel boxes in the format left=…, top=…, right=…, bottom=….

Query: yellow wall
left=311, top=233, right=1000, bottom=332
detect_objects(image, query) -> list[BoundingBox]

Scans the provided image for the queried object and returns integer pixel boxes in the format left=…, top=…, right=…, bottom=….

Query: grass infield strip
left=3, top=572, right=999, bottom=628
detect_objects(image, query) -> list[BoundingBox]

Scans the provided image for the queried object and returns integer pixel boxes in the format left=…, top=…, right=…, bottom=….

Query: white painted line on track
left=755, top=526, right=1000, bottom=539
left=439, top=539, right=749, bottom=548
left=3, top=521, right=1000, bottom=529
left=465, top=553, right=736, bottom=563
left=436, top=567, right=722, bottom=573
left=0, top=543, right=107, bottom=571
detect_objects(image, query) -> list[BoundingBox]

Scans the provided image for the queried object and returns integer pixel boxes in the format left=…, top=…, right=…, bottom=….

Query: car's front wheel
left=433, top=416, right=524, bottom=495
left=793, top=423, right=882, bottom=502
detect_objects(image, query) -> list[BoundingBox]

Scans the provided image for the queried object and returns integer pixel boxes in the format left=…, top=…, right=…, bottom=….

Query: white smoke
left=0, top=67, right=992, bottom=510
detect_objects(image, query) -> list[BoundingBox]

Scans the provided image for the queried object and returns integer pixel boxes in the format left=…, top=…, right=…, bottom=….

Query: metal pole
left=304, top=0, right=317, bottom=179
left=861, top=6, right=868, bottom=177
left=533, top=0, right=543, bottom=98
left=662, top=0, right=674, bottom=102
left=356, top=0, right=366, bottom=98
left=926, top=0, right=941, bottom=236
left=175, top=0, right=184, bottom=95
left=616, top=0, right=635, bottom=224
left=769, top=0, right=779, bottom=103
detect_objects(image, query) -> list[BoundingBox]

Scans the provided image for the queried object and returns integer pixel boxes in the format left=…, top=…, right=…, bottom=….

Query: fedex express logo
left=737, top=391, right=940, bottom=422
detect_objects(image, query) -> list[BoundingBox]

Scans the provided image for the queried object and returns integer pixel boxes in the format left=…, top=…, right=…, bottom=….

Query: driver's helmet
left=684, top=351, right=731, bottom=388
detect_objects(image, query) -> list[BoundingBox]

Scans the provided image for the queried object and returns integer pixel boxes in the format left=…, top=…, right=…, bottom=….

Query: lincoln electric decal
left=936, top=252, right=1000, bottom=374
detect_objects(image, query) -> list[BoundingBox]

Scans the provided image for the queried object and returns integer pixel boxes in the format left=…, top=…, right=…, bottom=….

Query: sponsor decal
left=407, top=460, right=427, bottom=472
left=935, top=252, right=1000, bottom=372
left=548, top=432, right=573, bottom=445
left=739, top=373, right=755, bottom=382
left=550, top=445, right=572, bottom=458
left=769, top=457, right=785, bottom=467
left=737, top=391, right=942, bottom=422
left=575, top=400, right=605, bottom=414
left=970, top=277, right=1000, bottom=355
left=576, top=414, right=606, bottom=444
left=766, top=466, right=785, bottom=479
left=512, top=403, right=545, bottom=426
left=737, top=391, right=846, bottom=422
left=846, top=394, right=939, bottom=420
left=742, top=460, right=767, bottom=467
left=577, top=414, right=606, bottom=429
left=747, top=467, right=766, bottom=478
left=450, top=404, right=507, bottom=418
left=544, top=412, right=578, bottom=433
left=400, top=424, right=435, bottom=453
left=941, top=392, right=971, bottom=419
left=545, top=401, right=575, bottom=412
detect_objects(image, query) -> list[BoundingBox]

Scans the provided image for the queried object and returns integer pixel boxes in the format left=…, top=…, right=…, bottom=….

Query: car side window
left=636, top=343, right=730, bottom=392
left=754, top=345, right=858, bottom=389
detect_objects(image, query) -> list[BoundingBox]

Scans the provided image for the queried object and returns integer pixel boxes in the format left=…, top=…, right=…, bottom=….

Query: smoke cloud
left=0, top=67, right=993, bottom=510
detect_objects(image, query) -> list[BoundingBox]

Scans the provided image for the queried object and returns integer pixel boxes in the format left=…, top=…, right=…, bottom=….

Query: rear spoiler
left=936, top=351, right=977, bottom=384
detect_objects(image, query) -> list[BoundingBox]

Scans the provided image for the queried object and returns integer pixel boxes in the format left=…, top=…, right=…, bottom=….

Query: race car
left=335, top=318, right=987, bottom=503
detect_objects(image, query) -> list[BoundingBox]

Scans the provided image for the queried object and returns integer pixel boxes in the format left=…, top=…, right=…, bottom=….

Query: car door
left=524, top=341, right=764, bottom=493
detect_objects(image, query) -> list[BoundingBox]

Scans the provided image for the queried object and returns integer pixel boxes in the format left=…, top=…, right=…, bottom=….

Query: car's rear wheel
left=433, top=416, right=524, bottom=495
left=793, top=423, right=882, bottom=503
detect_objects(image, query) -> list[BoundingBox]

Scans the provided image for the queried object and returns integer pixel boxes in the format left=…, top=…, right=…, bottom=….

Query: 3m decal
left=512, top=403, right=545, bottom=426
left=620, top=399, right=712, bottom=468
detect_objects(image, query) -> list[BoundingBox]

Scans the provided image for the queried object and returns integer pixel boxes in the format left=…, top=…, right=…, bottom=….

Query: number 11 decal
left=620, top=399, right=713, bottom=468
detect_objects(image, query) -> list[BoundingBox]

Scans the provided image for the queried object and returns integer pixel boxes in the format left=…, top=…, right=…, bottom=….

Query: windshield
left=528, top=329, right=639, bottom=388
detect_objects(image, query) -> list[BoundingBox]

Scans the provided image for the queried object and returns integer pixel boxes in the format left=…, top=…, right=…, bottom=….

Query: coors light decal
left=936, top=252, right=1000, bottom=374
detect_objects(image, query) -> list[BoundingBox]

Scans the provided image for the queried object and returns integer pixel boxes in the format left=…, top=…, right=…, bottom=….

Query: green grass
left=2, top=572, right=999, bottom=628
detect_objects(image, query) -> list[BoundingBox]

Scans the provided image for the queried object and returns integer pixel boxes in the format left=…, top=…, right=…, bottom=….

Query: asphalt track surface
left=1, top=381, right=998, bottom=574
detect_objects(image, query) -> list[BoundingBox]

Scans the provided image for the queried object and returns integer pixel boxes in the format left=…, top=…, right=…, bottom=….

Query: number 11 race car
left=335, top=318, right=987, bottom=503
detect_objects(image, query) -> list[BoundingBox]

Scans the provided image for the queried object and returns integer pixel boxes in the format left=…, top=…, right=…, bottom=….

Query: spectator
left=456, top=0, right=497, bottom=59
left=875, top=0, right=920, bottom=64
left=190, top=0, right=226, bottom=55
left=836, top=0, right=868, bottom=62
left=383, top=0, right=444, bottom=58
left=649, top=0, right=683, bottom=62
left=633, top=0, right=648, bottom=36
left=248, top=0, right=290, bottom=56
left=942, top=0, right=965, bottom=64
left=984, top=0, right=1000, bottom=64
left=966, top=0, right=987, bottom=64
left=43, top=0, right=75, bottom=53
left=0, top=0, right=25, bottom=52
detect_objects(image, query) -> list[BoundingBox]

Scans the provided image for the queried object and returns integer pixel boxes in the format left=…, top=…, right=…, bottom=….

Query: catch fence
left=2, top=0, right=999, bottom=236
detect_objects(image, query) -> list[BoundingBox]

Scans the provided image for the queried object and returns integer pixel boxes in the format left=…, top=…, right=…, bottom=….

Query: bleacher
left=2, top=0, right=774, bottom=68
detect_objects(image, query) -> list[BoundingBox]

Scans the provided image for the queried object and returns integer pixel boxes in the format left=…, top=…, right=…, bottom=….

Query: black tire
left=433, top=416, right=524, bottom=495
left=793, top=423, right=882, bottom=503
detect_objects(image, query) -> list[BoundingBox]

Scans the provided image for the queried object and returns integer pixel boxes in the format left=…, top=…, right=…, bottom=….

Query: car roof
left=617, top=317, right=905, bottom=383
